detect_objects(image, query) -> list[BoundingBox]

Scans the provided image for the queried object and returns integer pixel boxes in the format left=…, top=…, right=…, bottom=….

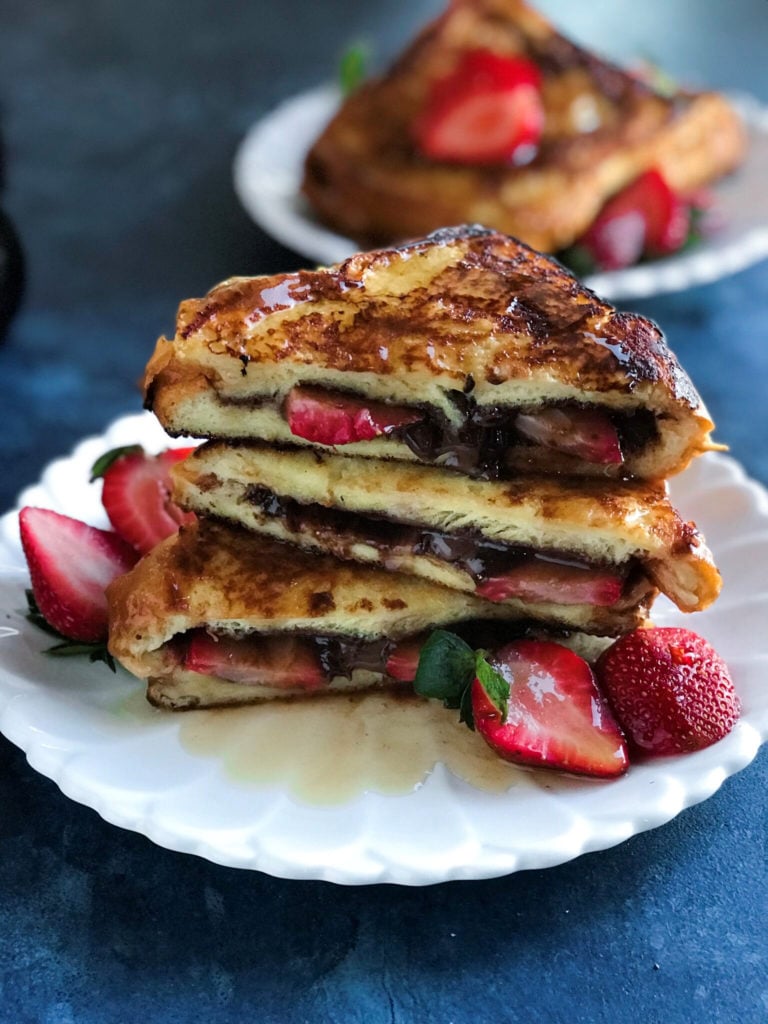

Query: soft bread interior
left=145, top=667, right=410, bottom=710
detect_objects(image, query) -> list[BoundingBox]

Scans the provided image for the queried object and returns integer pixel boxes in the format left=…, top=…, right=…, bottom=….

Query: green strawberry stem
left=90, top=444, right=143, bottom=481
left=338, top=42, right=370, bottom=95
left=24, top=589, right=116, bottom=671
left=412, top=628, right=509, bottom=729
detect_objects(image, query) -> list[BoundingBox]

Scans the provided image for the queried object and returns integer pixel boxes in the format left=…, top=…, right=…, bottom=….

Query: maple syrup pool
left=177, top=690, right=524, bottom=805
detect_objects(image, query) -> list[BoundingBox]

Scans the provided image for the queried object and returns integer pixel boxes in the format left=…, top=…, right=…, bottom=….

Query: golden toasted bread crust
left=145, top=669, right=411, bottom=710
left=145, top=226, right=714, bottom=480
left=302, top=0, right=746, bottom=251
left=173, top=442, right=721, bottom=615
left=107, top=520, right=554, bottom=681
left=108, top=520, right=627, bottom=708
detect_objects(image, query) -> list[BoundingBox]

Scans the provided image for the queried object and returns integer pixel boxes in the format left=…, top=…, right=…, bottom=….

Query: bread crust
left=172, top=442, right=721, bottom=615
left=107, top=520, right=621, bottom=707
left=145, top=226, right=715, bottom=481
left=302, top=0, right=747, bottom=251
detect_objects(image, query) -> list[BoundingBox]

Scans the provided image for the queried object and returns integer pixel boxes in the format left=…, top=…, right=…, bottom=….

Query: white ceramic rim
left=1, top=412, right=766, bottom=884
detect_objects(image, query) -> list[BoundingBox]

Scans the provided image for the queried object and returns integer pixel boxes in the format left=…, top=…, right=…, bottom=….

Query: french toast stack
left=108, top=226, right=721, bottom=709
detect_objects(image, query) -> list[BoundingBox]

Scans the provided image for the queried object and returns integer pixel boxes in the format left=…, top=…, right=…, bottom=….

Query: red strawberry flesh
left=640, top=170, right=690, bottom=255
left=580, top=168, right=690, bottom=270
left=184, top=631, right=325, bottom=690
left=595, top=627, right=740, bottom=758
left=472, top=639, right=629, bottom=778
left=475, top=557, right=625, bottom=606
left=415, top=49, right=544, bottom=164
left=101, top=447, right=196, bottom=555
left=385, top=639, right=423, bottom=682
left=581, top=209, right=647, bottom=271
left=19, top=507, right=138, bottom=643
left=515, top=407, right=623, bottom=464
left=285, top=386, right=423, bottom=446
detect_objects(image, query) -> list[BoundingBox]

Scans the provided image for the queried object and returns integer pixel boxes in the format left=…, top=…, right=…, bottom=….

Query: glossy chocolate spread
left=398, top=396, right=657, bottom=477
left=243, top=484, right=639, bottom=590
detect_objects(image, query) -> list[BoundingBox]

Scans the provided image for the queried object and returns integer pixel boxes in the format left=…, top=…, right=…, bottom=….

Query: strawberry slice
left=580, top=169, right=690, bottom=270
left=385, top=638, right=424, bottom=682
left=475, top=557, right=624, bottom=606
left=643, top=171, right=691, bottom=255
left=19, top=507, right=138, bottom=643
left=414, top=49, right=544, bottom=164
left=184, top=631, right=325, bottom=690
left=595, top=627, right=740, bottom=758
left=514, top=407, right=623, bottom=464
left=472, top=640, right=629, bottom=778
left=284, top=386, right=423, bottom=446
left=98, top=447, right=196, bottom=555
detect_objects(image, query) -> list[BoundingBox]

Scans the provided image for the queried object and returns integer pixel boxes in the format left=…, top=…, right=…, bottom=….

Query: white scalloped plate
left=233, top=86, right=768, bottom=299
left=1, top=411, right=767, bottom=884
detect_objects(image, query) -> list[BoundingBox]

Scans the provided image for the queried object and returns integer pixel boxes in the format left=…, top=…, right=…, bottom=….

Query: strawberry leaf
left=633, top=56, right=678, bottom=98
left=459, top=678, right=476, bottom=730
left=338, top=42, right=369, bottom=95
left=90, top=445, right=143, bottom=482
left=46, top=640, right=117, bottom=672
left=557, top=244, right=596, bottom=277
left=413, top=629, right=475, bottom=709
left=474, top=652, right=509, bottom=722
left=24, top=590, right=116, bottom=671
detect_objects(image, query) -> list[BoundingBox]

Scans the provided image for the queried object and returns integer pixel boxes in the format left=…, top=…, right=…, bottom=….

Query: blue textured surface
left=1, top=2, right=767, bottom=1021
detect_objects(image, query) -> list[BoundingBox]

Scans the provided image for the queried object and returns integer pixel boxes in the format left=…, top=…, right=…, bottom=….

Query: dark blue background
left=1, top=2, right=766, bottom=1021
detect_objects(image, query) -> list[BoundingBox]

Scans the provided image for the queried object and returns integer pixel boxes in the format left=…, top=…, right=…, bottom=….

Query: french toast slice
left=106, top=520, right=613, bottom=709
left=302, top=0, right=746, bottom=252
left=171, top=442, right=721, bottom=623
left=145, top=226, right=716, bottom=482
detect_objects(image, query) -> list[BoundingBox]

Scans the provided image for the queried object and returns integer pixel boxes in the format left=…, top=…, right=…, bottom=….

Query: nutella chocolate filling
left=243, top=485, right=644, bottom=606
left=403, top=398, right=657, bottom=477
left=273, top=384, right=658, bottom=478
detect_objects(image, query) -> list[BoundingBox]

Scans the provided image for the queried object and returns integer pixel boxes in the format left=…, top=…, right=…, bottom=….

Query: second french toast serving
left=301, top=0, right=746, bottom=259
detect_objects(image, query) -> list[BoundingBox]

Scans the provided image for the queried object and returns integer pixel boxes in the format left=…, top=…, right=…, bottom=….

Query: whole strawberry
left=595, top=627, right=740, bottom=758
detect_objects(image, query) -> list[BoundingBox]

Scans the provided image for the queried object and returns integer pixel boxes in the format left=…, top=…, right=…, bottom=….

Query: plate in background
left=233, top=86, right=768, bottom=300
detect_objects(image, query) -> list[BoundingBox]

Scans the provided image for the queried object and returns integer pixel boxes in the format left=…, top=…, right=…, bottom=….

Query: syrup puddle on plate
left=178, top=690, right=521, bottom=805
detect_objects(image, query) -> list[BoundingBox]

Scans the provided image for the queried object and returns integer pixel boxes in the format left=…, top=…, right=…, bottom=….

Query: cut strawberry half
left=184, top=631, right=326, bottom=690
left=284, top=386, right=423, bottom=446
left=99, top=446, right=197, bottom=555
left=414, top=49, right=544, bottom=164
left=515, top=407, right=623, bottom=464
left=475, top=557, right=624, bottom=606
left=385, top=638, right=424, bottom=682
left=472, top=640, right=629, bottom=778
left=19, top=507, right=138, bottom=643
left=580, top=169, right=690, bottom=270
